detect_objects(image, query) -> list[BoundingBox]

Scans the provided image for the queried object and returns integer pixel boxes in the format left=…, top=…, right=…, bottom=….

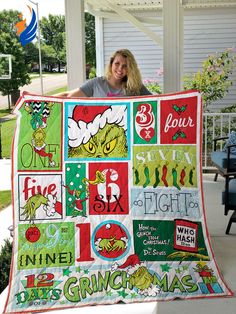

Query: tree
left=85, top=12, right=96, bottom=67
left=0, top=57, right=9, bottom=77
left=0, top=10, right=31, bottom=107
left=0, top=239, right=13, bottom=293
left=41, top=44, right=57, bottom=72
left=40, top=13, right=96, bottom=72
left=0, top=9, right=19, bottom=33
left=40, top=14, right=66, bottom=72
left=24, top=42, right=40, bottom=70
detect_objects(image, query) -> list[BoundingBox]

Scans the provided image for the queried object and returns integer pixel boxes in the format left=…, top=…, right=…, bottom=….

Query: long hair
left=105, top=49, right=143, bottom=95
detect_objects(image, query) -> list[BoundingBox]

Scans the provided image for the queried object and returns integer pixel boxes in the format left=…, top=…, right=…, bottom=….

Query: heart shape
left=140, top=127, right=155, bottom=142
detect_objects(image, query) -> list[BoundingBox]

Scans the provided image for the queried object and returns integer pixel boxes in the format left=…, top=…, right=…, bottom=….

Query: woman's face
left=111, top=54, right=128, bottom=81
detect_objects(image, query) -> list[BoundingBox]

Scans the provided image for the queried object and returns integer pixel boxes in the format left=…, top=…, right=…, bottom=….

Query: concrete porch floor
left=0, top=170, right=235, bottom=314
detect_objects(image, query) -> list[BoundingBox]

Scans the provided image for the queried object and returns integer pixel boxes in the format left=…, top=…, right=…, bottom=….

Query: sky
left=0, top=0, right=65, bottom=18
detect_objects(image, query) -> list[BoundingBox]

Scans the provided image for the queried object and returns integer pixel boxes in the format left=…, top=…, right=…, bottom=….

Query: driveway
left=0, top=73, right=67, bottom=109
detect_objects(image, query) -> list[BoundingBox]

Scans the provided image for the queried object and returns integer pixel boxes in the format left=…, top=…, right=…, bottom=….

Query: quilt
left=4, top=90, right=233, bottom=313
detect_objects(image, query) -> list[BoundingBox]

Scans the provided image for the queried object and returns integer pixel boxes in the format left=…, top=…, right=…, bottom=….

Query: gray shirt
left=80, top=76, right=152, bottom=97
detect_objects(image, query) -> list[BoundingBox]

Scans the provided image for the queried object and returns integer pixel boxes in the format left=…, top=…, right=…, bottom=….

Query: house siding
left=184, top=8, right=236, bottom=111
left=103, top=12, right=163, bottom=85
left=101, top=7, right=236, bottom=111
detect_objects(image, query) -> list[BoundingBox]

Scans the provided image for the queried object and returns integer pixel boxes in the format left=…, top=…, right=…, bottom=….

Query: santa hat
left=72, top=105, right=109, bottom=122
left=112, top=254, right=144, bottom=275
left=68, top=105, right=127, bottom=147
left=119, top=254, right=141, bottom=269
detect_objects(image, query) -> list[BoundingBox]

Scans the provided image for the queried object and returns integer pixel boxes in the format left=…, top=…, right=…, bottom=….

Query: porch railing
left=202, top=112, right=236, bottom=170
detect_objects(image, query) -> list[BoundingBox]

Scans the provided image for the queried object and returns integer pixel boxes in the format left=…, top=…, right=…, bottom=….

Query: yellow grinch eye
left=84, top=141, right=96, bottom=154
left=103, top=138, right=117, bottom=154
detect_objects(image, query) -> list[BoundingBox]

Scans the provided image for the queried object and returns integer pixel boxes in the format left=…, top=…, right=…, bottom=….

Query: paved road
left=0, top=73, right=67, bottom=109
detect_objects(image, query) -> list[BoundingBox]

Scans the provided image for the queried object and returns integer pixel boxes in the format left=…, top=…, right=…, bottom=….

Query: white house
left=65, top=0, right=236, bottom=111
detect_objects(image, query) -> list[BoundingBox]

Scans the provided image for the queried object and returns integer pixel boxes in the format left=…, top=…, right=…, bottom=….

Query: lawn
left=0, top=109, right=12, bottom=118
left=0, top=190, right=11, bottom=212
left=0, top=118, right=16, bottom=158
left=45, top=86, right=67, bottom=95
left=30, top=73, right=66, bottom=80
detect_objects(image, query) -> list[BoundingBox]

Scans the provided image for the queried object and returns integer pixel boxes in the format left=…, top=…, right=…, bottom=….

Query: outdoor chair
left=210, top=136, right=236, bottom=181
left=211, top=136, right=236, bottom=234
left=222, top=173, right=236, bottom=234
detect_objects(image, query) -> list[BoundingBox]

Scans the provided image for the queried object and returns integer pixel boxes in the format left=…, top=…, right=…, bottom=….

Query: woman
left=58, top=49, right=152, bottom=97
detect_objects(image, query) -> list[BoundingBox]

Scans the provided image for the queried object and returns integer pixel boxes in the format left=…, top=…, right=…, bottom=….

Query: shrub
left=89, top=67, right=96, bottom=79
left=143, top=79, right=162, bottom=94
left=0, top=239, right=13, bottom=293
left=184, top=50, right=235, bottom=110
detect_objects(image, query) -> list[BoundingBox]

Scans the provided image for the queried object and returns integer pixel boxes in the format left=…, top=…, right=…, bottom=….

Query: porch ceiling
left=85, top=0, right=236, bottom=13
left=85, top=0, right=162, bottom=13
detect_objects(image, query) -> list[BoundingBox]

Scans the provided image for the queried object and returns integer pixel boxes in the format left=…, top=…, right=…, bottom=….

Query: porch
left=203, top=112, right=236, bottom=170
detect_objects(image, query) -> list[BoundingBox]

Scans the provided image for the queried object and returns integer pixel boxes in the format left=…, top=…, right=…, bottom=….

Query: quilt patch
left=3, top=91, right=233, bottom=313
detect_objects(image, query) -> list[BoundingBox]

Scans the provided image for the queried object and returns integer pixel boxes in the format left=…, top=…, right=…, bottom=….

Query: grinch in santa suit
left=24, top=101, right=56, bottom=167
left=68, top=105, right=128, bottom=158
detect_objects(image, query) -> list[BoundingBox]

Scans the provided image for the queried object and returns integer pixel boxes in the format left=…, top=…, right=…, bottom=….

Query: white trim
left=95, top=16, right=105, bottom=76
left=86, top=3, right=162, bottom=25
left=65, top=0, right=86, bottom=90
left=183, top=0, right=236, bottom=9
left=86, top=0, right=236, bottom=11
left=86, top=0, right=162, bottom=12
left=163, top=0, right=183, bottom=93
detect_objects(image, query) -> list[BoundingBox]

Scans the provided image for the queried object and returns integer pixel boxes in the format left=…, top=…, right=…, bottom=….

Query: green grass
left=0, top=118, right=16, bottom=158
left=0, top=109, right=12, bottom=118
left=0, top=190, right=11, bottom=212
left=45, top=86, right=67, bottom=95
left=29, top=72, right=65, bottom=80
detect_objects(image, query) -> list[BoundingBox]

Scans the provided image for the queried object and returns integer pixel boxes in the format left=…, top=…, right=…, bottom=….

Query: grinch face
left=129, top=266, right=154, bottom=290
left=69, top=124, right=128, bottom=158
left=32, top=128, right=46, bottom=148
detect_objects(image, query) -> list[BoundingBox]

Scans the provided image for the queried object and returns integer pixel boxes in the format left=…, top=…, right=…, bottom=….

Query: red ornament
left=25, top=225, right=41, bottom=242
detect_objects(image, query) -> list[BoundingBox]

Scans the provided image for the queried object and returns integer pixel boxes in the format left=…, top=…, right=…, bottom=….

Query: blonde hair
left=105, top=49, right=143, bottom=95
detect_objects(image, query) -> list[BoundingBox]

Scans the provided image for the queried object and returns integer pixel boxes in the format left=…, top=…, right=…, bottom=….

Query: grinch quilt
left=4, top=90, right=233, bottom=313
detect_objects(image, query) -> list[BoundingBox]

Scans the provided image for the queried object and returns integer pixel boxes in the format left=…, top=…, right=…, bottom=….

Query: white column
left=65, top=0, right=86, bottom=89
left=95, top=16, right=105, bottom=76
left=163, top=0, right=183, bottom=93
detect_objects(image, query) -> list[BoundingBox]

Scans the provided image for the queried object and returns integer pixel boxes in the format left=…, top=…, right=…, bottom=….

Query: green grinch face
left=69, top=124, right=128, bottom=158
left=32, top=128, right=46, bottom=148
left=129, top=266, right=154, bottom=290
